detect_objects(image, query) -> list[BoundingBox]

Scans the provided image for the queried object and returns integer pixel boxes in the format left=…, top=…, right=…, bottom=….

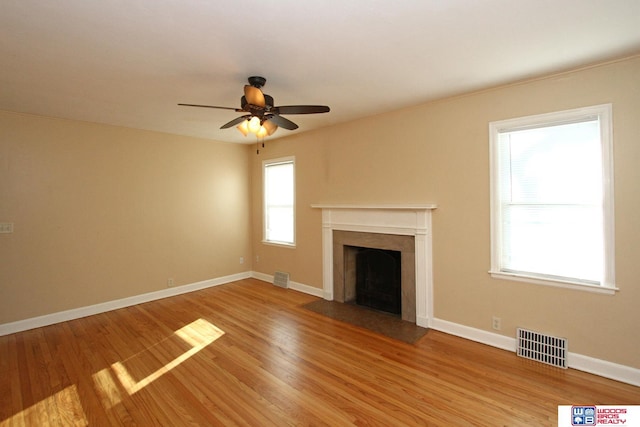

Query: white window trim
left=489, top=104, right=617, bottom=294
left=262, top=156, right=296, bottom=247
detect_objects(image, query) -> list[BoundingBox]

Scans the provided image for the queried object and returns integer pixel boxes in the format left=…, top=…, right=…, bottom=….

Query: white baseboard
left=430, top=317, right=640, bottom=387
left=430, top=318, right=516, bottom=352
left=567, top=352, right=640, bottom=388
left=289, top=280, right=324, bottom=297
left=250, top=272, right=325, bottom=298
left=0, top=271, right=251, bottom=336
left=251, top=271, right=272, bottom=283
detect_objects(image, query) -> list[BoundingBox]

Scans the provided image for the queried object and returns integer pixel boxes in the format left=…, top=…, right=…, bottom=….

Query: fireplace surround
left=312, top=204, right=436, bottom=328
left=337, top=232, right=414, bottom=321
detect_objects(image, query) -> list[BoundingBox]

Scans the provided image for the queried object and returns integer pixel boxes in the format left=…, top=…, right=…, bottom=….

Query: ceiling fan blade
left=178, top=103, right=241, bottom=111
left=266, top=114, right=298, bottom=130
left=220, top=115, right=251, bottom=129
left=274, top=105, right=330, bottom=115
left=244, top=85, right=265, bottom=107
left=262, top=119, right=278, bottom=136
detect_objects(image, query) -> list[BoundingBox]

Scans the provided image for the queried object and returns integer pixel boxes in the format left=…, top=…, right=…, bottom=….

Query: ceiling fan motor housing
left=241, top=94, right=274, bottom=118
left=248, top=76, right=266, bottom=88
left=241, top=94, right=274, bottom=110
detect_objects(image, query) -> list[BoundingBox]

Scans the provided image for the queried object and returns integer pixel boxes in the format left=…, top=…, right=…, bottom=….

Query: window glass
left=263, top=158, right=295, bottom=245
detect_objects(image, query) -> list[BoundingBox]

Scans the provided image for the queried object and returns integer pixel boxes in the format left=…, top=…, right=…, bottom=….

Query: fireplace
left=335, top=231, right=415, bottom=321
left=353, top=247, right=401, bottom=314
left=312, top=204, right=436, bottom=328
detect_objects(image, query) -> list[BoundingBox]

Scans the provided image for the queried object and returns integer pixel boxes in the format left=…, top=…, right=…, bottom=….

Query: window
left=489, top=104, right=615, bottom=292
left=263, top=157, right=295, bottom=246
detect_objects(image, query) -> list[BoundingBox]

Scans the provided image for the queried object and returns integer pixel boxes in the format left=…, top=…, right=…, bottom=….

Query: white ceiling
left=2, top=1, right=640, bottom=144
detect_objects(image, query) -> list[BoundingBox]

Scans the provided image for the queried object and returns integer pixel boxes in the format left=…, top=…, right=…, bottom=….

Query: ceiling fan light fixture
left=237, top=120, right=249, bottom=136
left=263, top=120, right=278, bottom=136
left=256, top=126, right=268, bottom=138
left=237, top=116, right=274, bottom=138
left=247, top=116, right=262, bottom=133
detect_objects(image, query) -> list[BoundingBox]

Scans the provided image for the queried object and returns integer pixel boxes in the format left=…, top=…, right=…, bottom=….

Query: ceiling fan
left=178, top=76, right=330, bottom=138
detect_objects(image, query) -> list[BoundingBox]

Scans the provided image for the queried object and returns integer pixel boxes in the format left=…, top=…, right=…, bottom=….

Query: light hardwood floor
left=1, top=278, right=638, bottom=426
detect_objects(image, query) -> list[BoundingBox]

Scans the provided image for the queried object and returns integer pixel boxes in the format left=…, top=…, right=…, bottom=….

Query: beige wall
left=252, top=56, right=640, bottom=368
left=0, top=112, right=252, bottom=323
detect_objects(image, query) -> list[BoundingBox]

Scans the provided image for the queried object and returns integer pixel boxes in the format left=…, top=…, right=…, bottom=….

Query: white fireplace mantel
left=311, top=204, right=436, bottom=328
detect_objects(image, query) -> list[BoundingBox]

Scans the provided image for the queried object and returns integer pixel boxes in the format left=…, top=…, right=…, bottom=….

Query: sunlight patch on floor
left=91, top=366, right=124, bottom=409
left=103, top=318, right=224, bottom=396
left=1, top=385, right=88, bottom=427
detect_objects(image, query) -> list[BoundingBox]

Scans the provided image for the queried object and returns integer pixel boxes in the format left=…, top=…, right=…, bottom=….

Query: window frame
left=262, top=156, right=296, bottom=247
left=489, top=104, right=616, bottom=294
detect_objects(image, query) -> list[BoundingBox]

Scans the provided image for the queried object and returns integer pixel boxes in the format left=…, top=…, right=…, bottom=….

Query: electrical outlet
left=167, top=278, right=174, bottom=288
left=0, top=223, right=14, bottom=233
left=256, top=255, right=260, bottom=263
left=239, top=256, right=244, bottom=264
left=492, top=316, right=501, bottom=331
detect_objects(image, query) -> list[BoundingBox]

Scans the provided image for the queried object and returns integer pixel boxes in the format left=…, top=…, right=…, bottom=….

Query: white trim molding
left=0, top=272, right=251, bottom=336
left=430, top=317, right=640, bottom=387
left=311, top=204, right=437, bottom=328
left=251, top=271, right=324, bottom=298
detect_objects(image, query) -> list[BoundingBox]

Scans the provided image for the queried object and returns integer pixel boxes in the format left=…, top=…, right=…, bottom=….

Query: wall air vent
left=516, top=328, right=567, bottom=369
left=273, top=271, right=290, bottom=289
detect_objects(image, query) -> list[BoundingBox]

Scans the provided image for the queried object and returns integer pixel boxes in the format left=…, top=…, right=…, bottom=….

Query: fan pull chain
left=256, top=137, right=265, bottom=154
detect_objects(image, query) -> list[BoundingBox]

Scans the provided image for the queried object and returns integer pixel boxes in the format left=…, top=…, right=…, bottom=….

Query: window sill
left=488, top=270, right=618, bottom=295
left=262, top=240, right=296, bottom=249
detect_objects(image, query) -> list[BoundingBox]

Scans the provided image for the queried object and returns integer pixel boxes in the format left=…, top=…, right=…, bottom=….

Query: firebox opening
left=346, top=246, right=402, bottom=315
